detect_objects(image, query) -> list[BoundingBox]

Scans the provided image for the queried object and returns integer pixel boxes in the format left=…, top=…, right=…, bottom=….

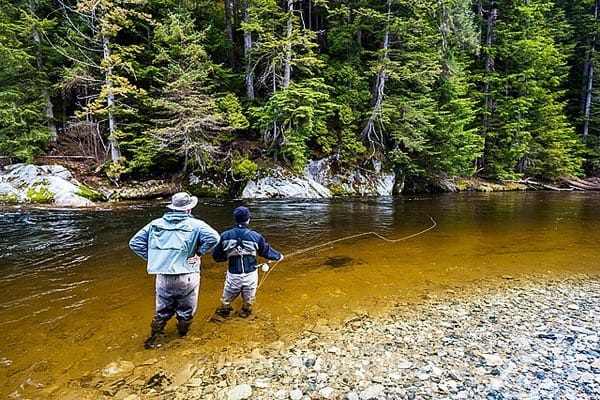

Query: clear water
left=1, top=192, right=599, bottom=398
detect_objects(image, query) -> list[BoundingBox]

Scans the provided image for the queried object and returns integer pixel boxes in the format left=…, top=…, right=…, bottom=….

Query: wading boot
left=176, top=318, right=193, bottom=337
left=144, top=317, right=167, bottom=349
left=215, top=304, right=233, bottom=318
left=239, top=305, right=252, bottom=318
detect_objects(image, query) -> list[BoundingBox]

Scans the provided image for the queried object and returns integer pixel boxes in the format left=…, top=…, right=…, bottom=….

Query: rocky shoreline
left=108, top=275, right=599, bottom=400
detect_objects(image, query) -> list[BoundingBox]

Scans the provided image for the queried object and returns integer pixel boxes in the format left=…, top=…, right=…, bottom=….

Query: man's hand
left=187, top=254, right=200, bottom=264
left=279, top=254, right=284, bottom=261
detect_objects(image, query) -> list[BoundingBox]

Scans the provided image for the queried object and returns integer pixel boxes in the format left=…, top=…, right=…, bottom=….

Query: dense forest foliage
left=1, top=0, right=600, bottom=191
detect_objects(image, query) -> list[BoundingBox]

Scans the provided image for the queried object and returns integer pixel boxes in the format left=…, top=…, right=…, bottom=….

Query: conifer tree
left=0, top=2, right=51, bottom=161
left=146, top=12, right=247, bottom=174
left=56, top=0, right=153, bottom=179
left=478, top=0, right=582, bottom=180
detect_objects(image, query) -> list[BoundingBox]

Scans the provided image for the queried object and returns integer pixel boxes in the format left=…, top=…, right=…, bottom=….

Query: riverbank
left=86, top=274, right=599, bottom=400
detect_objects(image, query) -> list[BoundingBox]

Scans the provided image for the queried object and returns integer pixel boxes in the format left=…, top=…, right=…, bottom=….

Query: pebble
left=101, top=277, right=600, bottom=400
left=227, top=384, right=252, bottom=400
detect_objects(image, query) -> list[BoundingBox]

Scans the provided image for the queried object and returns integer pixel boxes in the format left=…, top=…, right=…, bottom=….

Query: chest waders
left=215, top=230, right=257, bottom=318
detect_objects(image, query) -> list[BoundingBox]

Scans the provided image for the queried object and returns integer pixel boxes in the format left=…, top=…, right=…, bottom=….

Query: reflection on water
left=1, top=193, right=600, bottom=398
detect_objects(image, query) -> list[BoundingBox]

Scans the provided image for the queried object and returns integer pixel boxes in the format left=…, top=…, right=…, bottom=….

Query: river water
left=1, top=192, right=599, bottom=398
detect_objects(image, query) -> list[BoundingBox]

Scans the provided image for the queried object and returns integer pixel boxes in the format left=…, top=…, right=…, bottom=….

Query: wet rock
left=227, top=384, right=252, bottom=400
left=101, top=361, right=134, bottom=378
left=92, top=277, right=600, bottom=400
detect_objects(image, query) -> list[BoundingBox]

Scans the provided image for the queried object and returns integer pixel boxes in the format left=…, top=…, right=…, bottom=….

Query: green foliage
left=0, top=0, right=597, bottom=191
left=478, top=0, right=582, bottom=180
left=105, top=158, right=127, bottom=181
left=27, top=185, right=54, bottom=203
left=328, top=183, right=348, bottom=196
left=76, top=184, right=106, bottom=202
left=251, top=78, right=337, bottom=171
left=218, top=93, right=250, bottom=131
left=0, top=194, right=19, bottom=205
left=232, top=156, right=259, bottom=179
left=0, top=5, right=51, bottom=161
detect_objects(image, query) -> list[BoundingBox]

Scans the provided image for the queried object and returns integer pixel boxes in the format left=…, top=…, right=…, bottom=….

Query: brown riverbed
left=1, top=192, right=600, bottom=398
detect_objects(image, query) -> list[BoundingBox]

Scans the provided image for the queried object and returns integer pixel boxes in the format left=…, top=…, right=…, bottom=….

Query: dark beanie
left=233, top=206, right=251, bottom=223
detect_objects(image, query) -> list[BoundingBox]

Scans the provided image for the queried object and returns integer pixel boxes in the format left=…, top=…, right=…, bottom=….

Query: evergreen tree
left=477, top=0, right=582, bottom=180
left=146, top=11, right=247, bottom=175
left=559, top=0, right=600, bottom=175
left=0, top=2, right=51, bottom=161
left=244, top=0, right=324, bottom=168
left=55, top=0, right=153, bottom=179
left=432, top=0, right=483, bottom=178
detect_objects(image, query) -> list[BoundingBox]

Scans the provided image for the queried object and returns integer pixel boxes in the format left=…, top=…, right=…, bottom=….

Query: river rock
left=227, top=384, right=252, bottom=400
left=0, top=164, right=99, bottom=207
left=305, top=158, right=395, bottom=196
left=101, top=361, right=134, bottom=377
left=241, top=174, right=331, bottom=199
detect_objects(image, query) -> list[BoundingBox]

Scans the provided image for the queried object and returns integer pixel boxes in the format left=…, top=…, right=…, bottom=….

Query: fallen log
left=560, top=178, right=600, bottom=191
left=511, top=178, right=573, bottom=191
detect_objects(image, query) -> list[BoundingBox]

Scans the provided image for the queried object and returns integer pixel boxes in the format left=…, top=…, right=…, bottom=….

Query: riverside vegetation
left=3, top=2, right=600, bottom=196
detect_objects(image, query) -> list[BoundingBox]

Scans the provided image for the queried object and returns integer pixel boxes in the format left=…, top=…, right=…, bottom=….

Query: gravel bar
left=129, top=275, right=600, bottom=400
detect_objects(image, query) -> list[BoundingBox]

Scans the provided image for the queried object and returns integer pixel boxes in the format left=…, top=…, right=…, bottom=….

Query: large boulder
left=0, top=164, right=102, bottom=207
left=239, top=159, right=396, bottom=199
left=241, top=172, right=331, bottom=199
left=305, top=158, right=395, bottom=196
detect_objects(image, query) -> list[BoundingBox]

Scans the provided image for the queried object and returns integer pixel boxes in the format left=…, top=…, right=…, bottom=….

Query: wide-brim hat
left=167, top=192, right=198, bottom=211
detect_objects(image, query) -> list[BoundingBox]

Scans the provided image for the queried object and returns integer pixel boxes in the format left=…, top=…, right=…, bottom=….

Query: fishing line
left=257, top=216, right=437, bottom=289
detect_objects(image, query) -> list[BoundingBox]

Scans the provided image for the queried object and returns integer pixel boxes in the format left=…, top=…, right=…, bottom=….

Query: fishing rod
left=257, top=216, right=437, bottom=289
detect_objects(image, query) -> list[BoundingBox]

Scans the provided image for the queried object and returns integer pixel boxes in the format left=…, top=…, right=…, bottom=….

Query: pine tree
left=146, top=11, right=247, bottom=174
left=0, top=2, right=51, bottom=161
left=477, top=0, right=582, bottom=180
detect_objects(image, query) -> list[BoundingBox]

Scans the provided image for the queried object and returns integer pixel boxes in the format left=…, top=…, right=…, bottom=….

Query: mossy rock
left=27, top=186, right=54, bottom=203
left=189, top=184, right=229, bottom=198
left=328, top=183, right=347, bottom=197
left=0, top=194, right=19, bottom=205
left=76, top=184, right=106, bottom=202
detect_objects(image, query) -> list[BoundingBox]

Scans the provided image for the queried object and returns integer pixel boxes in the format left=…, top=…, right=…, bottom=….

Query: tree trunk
left=283, top=0, right=293, bottom=88
left=225, top=0, right=236, bottom=69
left=102, top=35, right=121, bottom=162
left=29, top=0, right=57, bottom=142
left=482, top=0, right=497, bottom=133
left=243, top=0, right=254, bottom=99
left=583, top=0, right=598, bottom=140
left=360, top=0, right=391, bottom=149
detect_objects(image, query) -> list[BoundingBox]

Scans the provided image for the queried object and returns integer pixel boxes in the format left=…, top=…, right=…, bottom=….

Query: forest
left=1, top=0, right=599, bottom=193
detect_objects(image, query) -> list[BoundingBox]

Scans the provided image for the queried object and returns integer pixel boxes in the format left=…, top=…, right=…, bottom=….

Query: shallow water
left=1, top=192, right=599, bottom=398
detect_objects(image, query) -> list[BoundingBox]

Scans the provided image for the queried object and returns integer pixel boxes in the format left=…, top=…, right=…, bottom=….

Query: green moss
left=503, top=182, right=528, bottom=191
left=27, top=186, right=54, bottom=203
left=232, top=157, right=259, bottom=180
left=328, top=183, right=347, bottom=196
left=189, top=185, right=229, bottom=198
left=76, top=184, right=106, bottom=202
left=0, top=194, right=19, bottom=204
left=454, top=179, right=471, bottom=191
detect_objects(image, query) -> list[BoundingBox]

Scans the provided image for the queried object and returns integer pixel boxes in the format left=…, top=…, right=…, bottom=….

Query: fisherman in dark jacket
left=212, top=206, right=283, bottom=318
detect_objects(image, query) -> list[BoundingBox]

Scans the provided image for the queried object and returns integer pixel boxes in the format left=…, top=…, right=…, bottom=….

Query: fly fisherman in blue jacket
left=212, top=206, right=283, bottom=318
left=129, top=192, right=220, bottom=348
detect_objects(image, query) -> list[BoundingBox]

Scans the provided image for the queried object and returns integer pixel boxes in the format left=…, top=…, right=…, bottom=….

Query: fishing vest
left=224, top=230, right=257, bottom=258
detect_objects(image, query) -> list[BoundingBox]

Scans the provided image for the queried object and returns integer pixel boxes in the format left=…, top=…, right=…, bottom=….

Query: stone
left=227, top=384, right=252, bottom=400
left=360, top=384, right=384, bottom=399
left=289, top=388, right=303, bottom=400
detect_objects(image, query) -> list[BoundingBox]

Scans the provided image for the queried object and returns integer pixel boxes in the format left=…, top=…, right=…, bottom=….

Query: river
left=1, top=192, right=599, bottom=398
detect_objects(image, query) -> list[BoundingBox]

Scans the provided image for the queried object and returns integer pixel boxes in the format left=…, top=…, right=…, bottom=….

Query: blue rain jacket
left=129, top=211, right=219, bottom=274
